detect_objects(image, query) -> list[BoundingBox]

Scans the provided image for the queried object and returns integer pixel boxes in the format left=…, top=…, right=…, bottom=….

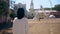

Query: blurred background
left=0, top=0, right=60, bottom=34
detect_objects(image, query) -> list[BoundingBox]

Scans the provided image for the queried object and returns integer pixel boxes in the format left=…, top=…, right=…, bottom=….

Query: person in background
left=13, top=8, right=29, bottom=34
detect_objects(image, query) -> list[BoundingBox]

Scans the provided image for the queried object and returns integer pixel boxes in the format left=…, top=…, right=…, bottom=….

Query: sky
left=12, top=0, right=60, bottom=10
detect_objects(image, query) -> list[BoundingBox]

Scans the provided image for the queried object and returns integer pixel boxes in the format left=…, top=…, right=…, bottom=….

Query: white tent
left=49, top=15, right=55, bottom=18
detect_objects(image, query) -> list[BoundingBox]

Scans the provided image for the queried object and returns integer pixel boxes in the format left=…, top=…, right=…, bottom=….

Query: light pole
left=49, top=0, right=53, bottom=34
left=49, top=0, right=52, bottom=12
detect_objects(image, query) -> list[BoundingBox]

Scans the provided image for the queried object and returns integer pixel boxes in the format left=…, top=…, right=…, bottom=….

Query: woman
left=13, top=8, right=29, bottom=34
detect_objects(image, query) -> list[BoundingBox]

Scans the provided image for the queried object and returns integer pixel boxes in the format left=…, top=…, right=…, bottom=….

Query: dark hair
left=17, top=8, right=25, bottom=19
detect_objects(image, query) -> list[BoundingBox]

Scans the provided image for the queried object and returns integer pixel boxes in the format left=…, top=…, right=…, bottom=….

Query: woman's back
left=13, top=17, right=28, bottom=34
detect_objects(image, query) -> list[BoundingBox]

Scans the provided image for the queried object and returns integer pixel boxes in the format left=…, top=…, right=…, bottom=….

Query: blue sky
left=12, top=0, right=60, bottom=10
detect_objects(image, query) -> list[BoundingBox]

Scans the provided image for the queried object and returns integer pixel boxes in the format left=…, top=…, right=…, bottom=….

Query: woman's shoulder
left=13, top=17, right=28, bottom=24
left=13, top=17, right=18, bottom=22
left=13, top=17, right=28, bottom=21
left=22, top=17, right=28, bottom=21
left=22, top=17, right=28, bottom=23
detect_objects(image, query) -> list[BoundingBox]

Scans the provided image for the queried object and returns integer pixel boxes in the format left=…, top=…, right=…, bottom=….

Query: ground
left=0, top=18, right=60, bottom=34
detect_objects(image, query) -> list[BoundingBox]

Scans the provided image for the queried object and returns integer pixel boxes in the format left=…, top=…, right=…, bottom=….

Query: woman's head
left=17, top=8, right=25, bottom=19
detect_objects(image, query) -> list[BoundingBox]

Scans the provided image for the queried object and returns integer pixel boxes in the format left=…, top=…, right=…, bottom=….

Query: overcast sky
left=12, top=0, right=60, bottom=10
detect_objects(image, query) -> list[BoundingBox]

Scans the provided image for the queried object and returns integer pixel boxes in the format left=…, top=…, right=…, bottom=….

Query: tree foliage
left=0, top=1, right=7, bottom=16
left=9, top=12, right=15, bottom=19
left=54, top=4, right=60, bottom=11
left=44, top=8, right=51, bottom=10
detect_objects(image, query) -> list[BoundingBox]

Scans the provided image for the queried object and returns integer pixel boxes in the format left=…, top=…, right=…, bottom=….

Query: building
left=28, top=0, right=47, bottom=19
left=28, top=0, right=58, bottom=19
left=50, top=12, right=60, bottom=18
left=28, top=0, right=45, bottom=19
left=28, top=0, right=36, bottom=18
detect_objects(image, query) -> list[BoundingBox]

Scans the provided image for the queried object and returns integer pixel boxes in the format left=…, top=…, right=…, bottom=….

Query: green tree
left=44, top=8, right=51, bottom=10
left=0, top=1, right=7, bottom=16
left=9, top=12, right=16, bottom=19
left=0, top=0, right=9, bottom=23
left=54, top=4, right=60, bottom=11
